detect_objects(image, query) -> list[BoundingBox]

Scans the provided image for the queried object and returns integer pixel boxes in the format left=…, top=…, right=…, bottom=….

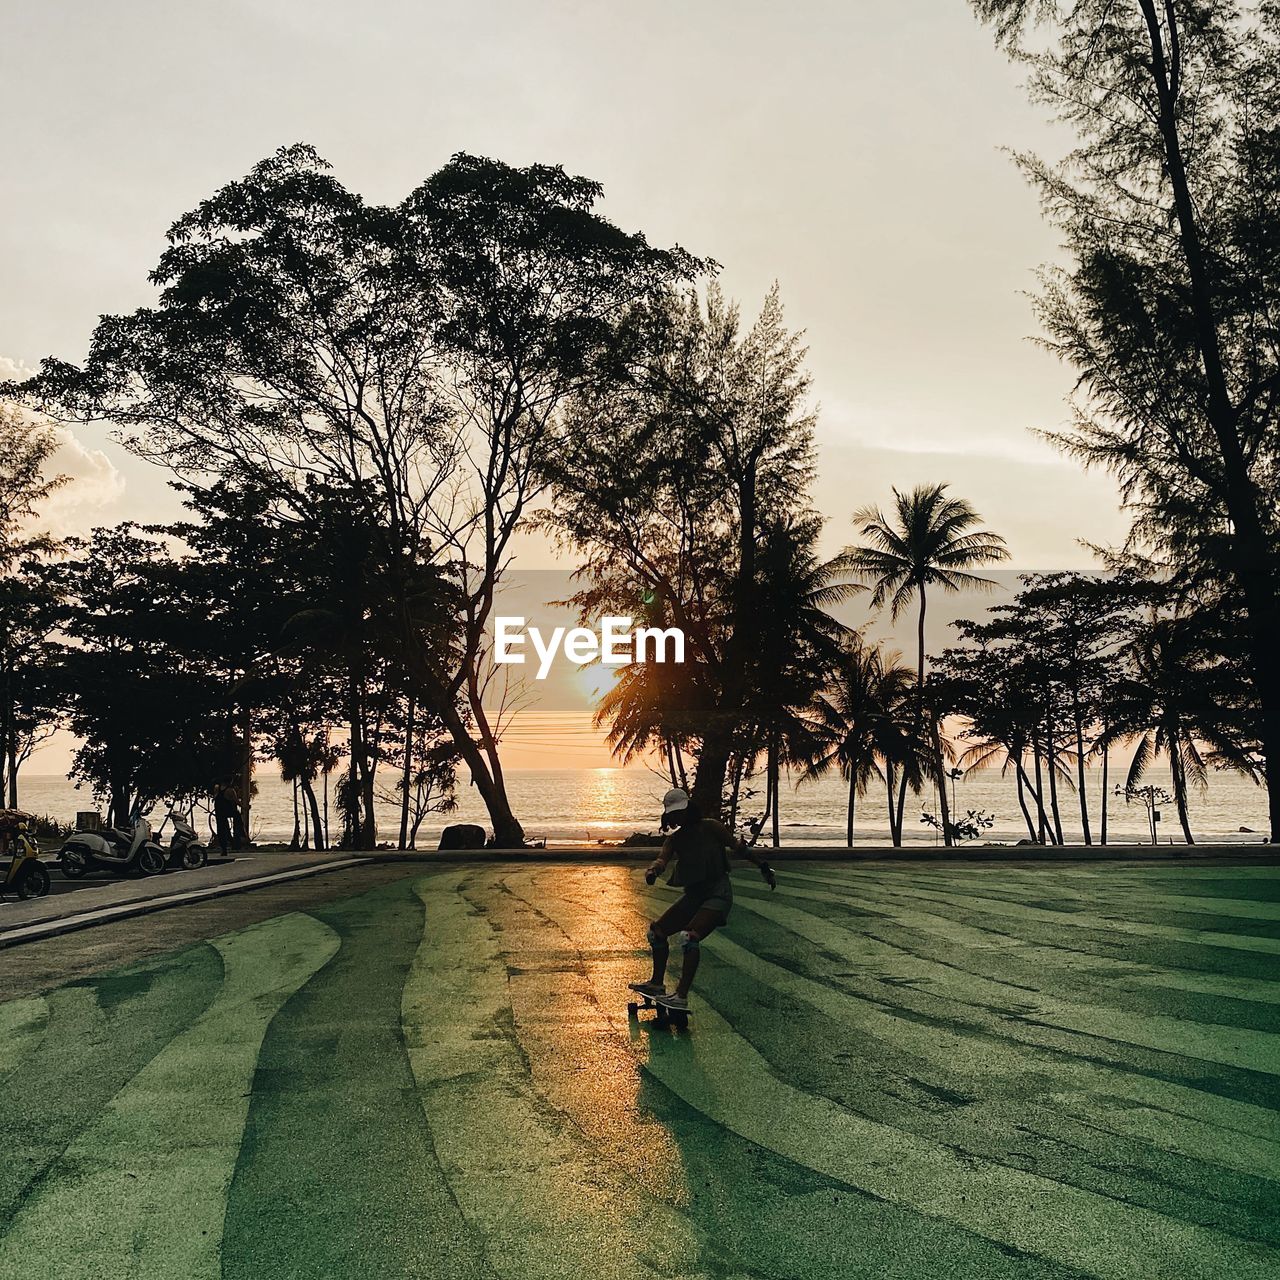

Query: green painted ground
left=2, top=861, right=1278, bottom=1279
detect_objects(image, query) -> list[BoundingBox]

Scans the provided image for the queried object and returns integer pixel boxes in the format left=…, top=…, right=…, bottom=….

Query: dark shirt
left=661, top=818, right=736, bottom=890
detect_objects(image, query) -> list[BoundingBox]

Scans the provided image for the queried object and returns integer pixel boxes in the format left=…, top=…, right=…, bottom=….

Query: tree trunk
left=301, top=776, right=324, bottom=851
left=346, top=670, right=364, bottom=848
left=110, top=781, right=130, bottom=829
left=398, top=697, right=415, bottom=851
left=690, top=728, right=732, bottom=819
left=1139, top=0, right=1280, bottom=843
left=1015, top=759, right=1037, bottom=841
left=1045, top=727, right=1065, bottom=844
left=768, top=733, right=781, bottom=849
left=289, top=780, right=301, bottom=851
left=886, top=760, right=901, bottom=846
left=1030, top=734, right=1054, bottom=844
left=1099, top=739, right=1109, bottom=846
left=239, top=700, right=252, bottom=846
left=916, top=589, right=952, bottom=847
left=1073, top=687, right=1091, bottom=845
left=895, top=767, right=909, bottom=844
left=847, top=770, right=857, bottom=848
left=1171, top=743, right=1194, bottom=845
left=728, top=751, right=745, bottom=827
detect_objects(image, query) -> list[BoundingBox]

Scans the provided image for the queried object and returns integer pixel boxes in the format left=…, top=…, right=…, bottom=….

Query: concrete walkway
left=0, top=852, right=368, bottom=946
left=0, top=859, right=1276, bottom=1279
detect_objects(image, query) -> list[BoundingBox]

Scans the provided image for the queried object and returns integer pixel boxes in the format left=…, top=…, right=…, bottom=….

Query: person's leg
left=672, top=907, right=725, bottom=999
left=642, top=898, right=696, bottom=988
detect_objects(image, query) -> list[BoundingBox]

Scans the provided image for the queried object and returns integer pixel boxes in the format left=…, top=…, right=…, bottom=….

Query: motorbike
left=59, top=812, right=168, bottom=879
left=159, top=810, right=208, bottom=871
left=1, top=811, right=52, bottom=900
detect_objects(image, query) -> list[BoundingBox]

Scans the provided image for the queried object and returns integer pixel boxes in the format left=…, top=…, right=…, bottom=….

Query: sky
left=1, top=1, right=1132, bottom=771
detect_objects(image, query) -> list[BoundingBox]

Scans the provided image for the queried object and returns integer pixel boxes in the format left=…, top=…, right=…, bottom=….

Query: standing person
left=630, top=787, right=776, bottom=1013
left=213, top=781, right=238, bottom=857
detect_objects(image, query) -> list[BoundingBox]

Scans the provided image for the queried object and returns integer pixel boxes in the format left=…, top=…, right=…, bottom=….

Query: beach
left=15, top=766, right=1270, bottom=849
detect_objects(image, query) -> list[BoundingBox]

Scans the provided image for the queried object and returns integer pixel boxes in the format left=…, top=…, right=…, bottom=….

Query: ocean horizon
left=14, top=765, right=1270, bottom=849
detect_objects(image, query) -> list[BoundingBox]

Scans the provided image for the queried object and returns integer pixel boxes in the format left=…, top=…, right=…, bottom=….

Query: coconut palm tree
left=844, top=484, right=1009, bottom=844
left=746, top=513, right=858, bottom=845
left=1103, top=617, right=1258, bottom=845
left=803, top=642, right=918, bottom=846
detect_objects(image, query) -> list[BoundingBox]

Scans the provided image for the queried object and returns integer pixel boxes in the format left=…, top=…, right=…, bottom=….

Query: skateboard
left=627, top=993, right=691, bottom=1030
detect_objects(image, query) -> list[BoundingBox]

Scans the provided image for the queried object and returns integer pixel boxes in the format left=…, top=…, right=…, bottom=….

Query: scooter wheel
left=181, top=844, right=207, bottom=871
left=19, top=864, right=51, bottom=899
left=137, top=847, right=166, bottom=876
left=60, top=851, right=88, bottom=878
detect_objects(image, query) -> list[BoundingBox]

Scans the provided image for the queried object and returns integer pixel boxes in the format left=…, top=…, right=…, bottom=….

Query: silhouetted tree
left=844, top=483, right=1008, bottom=844
left=803, top=641, right=917, bottom=847
left=546, top=284, right=820, bottom=815
left=19, top=145, right=695, bottom=846
left=974, top=0, right=1280, bottom=841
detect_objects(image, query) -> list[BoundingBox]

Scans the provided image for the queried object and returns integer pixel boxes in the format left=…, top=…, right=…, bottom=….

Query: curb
left=373, top=846, right=1280, bottom=864
left=0, top=857, right=374, bottom=950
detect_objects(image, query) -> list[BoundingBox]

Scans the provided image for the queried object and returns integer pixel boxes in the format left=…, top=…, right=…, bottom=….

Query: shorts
left=675, top=873, right=733, bottom=923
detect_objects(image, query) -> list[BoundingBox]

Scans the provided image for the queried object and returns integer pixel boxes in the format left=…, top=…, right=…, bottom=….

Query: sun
left=572, top=661, right=620, bottom=705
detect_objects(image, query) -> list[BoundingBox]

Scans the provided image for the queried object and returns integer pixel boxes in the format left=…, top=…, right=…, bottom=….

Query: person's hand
left=759, top=861, right=776, bottom=890
left=645, top=861, right=662, bottom=885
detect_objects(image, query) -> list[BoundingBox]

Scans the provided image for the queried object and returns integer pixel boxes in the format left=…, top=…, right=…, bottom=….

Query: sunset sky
left=2, top=2, right=1129, bottom=771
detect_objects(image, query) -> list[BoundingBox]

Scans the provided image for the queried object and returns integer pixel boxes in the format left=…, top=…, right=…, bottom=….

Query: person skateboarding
left=630, top=787, right=776, bottom=1014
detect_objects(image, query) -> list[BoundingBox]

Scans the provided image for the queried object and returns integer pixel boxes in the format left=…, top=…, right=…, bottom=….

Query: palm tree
left=1104, top=617, right=1257, bottom=845
left=844, top=484, right=1008, bottom=844
left=803, top=642, right=918, bottom=846
left=747, top=514, right=858, bottom=846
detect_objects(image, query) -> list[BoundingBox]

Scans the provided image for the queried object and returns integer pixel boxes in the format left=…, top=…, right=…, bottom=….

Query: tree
left=19, top=145, right=695, bottom=846
left=844, top=483, right=1008, bottom=844
left=546, top=284, right=821, bottom=815
left=0, top=404, right=68, bottom=807
left=48, top=527, right=237, bottom=825
left=741, top=512, right=855, bottom=846
left=1103, top=612, right=1258, bottom=844
left=803, top=641, right=918, bottom=847
left=973, top=0, right=1280, bottom=841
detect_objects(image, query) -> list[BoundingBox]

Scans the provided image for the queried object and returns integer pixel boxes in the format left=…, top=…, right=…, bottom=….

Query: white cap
left=662, top=787, right=690, bottom=816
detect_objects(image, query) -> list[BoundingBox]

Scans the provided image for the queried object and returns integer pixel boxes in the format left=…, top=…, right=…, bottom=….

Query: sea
left=14, top=766, right=1271, bottom=848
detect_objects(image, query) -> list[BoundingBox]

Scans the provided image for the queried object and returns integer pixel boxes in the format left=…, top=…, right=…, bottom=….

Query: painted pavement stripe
left=504, top=868, right=1087, bottom=1280
left=768, top=874, right=1280, bottom=1003
left=781, top=871, right=1280, bottom=955
left=610, top=871, right=1280, bottom=1146
left=0, top=998, right=47, bottom=1081
left=0, top=912, right=339, bottom=1280
left=735, top=884, right=1280, bottom=1073
left=405, top=874, right=705, bottom=1280
left=694, top=901, right=1280, bottom=1181
left=220, top=878, right=496, bottom=1280
left=526, top=869, right=1276, bottom=1280
left=0, top=941, right=224, bottom=1224
left=784, top=867, right=1280, bottom=928
left=478, top=871, right=696, bottom=1210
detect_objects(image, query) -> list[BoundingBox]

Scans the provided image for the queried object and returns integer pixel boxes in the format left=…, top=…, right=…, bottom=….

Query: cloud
left=40, top=427, right=127, bottom=534
left=3, top=355, right=126, bottom=537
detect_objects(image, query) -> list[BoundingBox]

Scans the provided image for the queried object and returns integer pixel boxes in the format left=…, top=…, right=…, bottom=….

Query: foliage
left=972, top=0, right=1280, bottom=840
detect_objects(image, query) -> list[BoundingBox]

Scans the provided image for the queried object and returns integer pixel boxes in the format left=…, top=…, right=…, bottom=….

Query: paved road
left=1, top=860, right=1277, bottom=1279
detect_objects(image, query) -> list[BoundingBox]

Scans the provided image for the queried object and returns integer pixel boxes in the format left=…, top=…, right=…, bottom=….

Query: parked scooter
left=159, top=810, right=208, bottom=871
left=59, top=812, right=167, bottom=878
left=1, top=811, right=51, bottom=900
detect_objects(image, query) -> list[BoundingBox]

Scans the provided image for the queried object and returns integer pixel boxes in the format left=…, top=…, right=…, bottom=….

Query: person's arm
left=645, top=834, right=675, bottom=885
left=713, top=819, right=776, bottom=889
